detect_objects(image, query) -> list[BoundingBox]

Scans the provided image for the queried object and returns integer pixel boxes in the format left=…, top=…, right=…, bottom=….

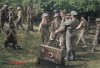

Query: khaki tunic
left=76, top=19, right=87, bottom=46
left=92, top=22, right=100, bottom=50
left=64, top=18, right=79, bottom=60
left=50, top=19, right=61, bottom=40
left=39, top=19, right=50, bottom=44
left=58, top=17, right=66, bottom=49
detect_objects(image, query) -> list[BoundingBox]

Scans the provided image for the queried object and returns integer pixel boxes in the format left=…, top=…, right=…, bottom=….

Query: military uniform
left=4, top=29, right=17, bottom=48
left=8, top=7, right=15, bottom=30
left=64, top=11, right=79, bottom=60
left=49, top=13, right=61, bottom=46
left=92, top=18, right=100, bottom=52
left=16, top=7, right=24, bottom=30
left=50, top=14, right=61, bottom=40
left=39, top=13, right=50, bottom=44
left=0, top=5, right=8, bottom=30
left=76, top=17, right=87, bottom=47
left=57, top=10, right=66, bottom=49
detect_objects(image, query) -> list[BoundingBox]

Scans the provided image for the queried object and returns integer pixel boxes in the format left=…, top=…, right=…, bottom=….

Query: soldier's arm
left=55, top=26, right=65, bottom=34
left=76, top=21, right=83, bottom=29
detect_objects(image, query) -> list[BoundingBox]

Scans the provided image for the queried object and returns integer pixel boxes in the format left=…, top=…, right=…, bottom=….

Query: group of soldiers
left=0, top=3, right=100, bottom=61
left=38, top=9, right=100, bottom=61
left=0, top=4, right=25, bottom=49
left=0, top=5, right=24, bottom=31
left=0, top=3, right=36, bottom=48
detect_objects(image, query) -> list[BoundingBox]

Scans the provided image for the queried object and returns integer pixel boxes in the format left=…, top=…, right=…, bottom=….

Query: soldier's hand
left=55, top=30, right=59, bottom=34
left=76, top=27, right=79, bottom=30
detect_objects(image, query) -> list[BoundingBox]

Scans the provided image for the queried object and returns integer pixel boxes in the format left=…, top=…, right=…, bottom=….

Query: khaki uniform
left=63, top=18, right=79, bottom=60
left=8, top=10, right=15, bottom=29
left=49, top=18, right=61, bottom=46
left=16, top=10, right=24, bottom=30
left=59, top=17, right=66, bottom=49
left=0, top=7, right=8, bottom=30
left=39, top=19, right=50, bottom=44
left=50, top=19, right=61, bottom=40
left=76, top=19, right=87, bottom=46
left=92, top=18, right=100, bottom=52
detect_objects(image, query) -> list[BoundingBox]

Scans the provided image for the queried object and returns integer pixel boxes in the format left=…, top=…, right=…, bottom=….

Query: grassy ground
left=0, top=24, right=100, bottom=68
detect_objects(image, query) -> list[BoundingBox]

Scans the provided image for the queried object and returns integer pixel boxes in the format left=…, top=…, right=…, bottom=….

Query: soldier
left=38, top=13, right=50, bottom=44
left=8, top=7, right=15, bottom=30
left=49, top=13, right=61, bottom=46
left=0, top=5, right=8, bottom=30
left=27, top=2, right=34, bottom=32
left=55, top=10, right=66, bottom=49
left=55, top=11, right=79, bottom=61
left=60, top=10, right=66, bottom=25
left=91, top=18, right=100, bottom=52
left=76, top=15, right=88, bottom=47
left=4, top=28, right=17, bottom=49
left=16, top=7, right=24, bottom=30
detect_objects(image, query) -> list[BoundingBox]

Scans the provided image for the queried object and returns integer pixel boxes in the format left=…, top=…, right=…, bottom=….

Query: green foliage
left=0, top=0, right=100, bottom=15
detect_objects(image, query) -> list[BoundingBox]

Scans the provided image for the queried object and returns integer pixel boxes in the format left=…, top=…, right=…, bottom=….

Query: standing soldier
left=76, top=15, right=88, bottom=47
left=49, top=13, right=61, bottom=46
left=55, top=11, right=79, bottom=61
left=38, top=13, right=50, bottom=44
left=8, top=7, right=15, bottom=30
left=55, top=10, right=66, bottom=49
left=91, top=18, right=100, bottom=52
left=16, top=7, right=24, bottom=30
left=0, top=5, right=8, bottom=30
left=27, top=1, right=34, bottom=32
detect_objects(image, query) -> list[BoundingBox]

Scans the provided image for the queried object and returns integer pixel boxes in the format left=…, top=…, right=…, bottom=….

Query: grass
left=0, top=24, right=100, bottom=68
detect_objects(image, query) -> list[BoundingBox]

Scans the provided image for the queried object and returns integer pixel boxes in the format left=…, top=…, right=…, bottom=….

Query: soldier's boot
left=1, top=23, right=4, bottom=30
left=70, top=50, right=76, bottom=61
left=30, top=24, right=34, bottom=31
left=91, top=47, right=95, bottom=53
left=64, top=51, right=71, bottom=61
left=4, top=40, right=9, bottom=47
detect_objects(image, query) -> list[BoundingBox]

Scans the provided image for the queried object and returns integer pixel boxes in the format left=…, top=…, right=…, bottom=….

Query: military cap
left=71, top=11, right=78, bottom=15
left=4, top=5, right=8, bottom=7
left=41, top=9, right=44, bottom=11
left=17, top=7, right=21, bottom=10
left=95, top=18, right=100, bottom=22
left=43, top=13, right=48, bottom=17
left=54, top=10, right=58, bottom=12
